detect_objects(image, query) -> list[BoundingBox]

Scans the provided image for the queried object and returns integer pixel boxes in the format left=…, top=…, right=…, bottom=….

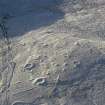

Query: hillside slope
left=0, top=0, right=105, bottom=105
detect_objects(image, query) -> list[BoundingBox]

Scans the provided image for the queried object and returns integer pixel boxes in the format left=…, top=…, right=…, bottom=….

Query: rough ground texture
left=0, top=0, right=105, bottom=105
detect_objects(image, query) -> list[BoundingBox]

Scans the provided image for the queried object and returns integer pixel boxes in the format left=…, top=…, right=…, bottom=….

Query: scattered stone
left=63, top=62, right=68, bottom=67
left=63, top=53, right=69, bottom=58
left=24, top=63, right=35, bottom=71
left=43, top=43, right=49, bottom=48
left=73, top=60, right=81, bottom=68
left=12, top=101, right=33, bottom=105
left=46, top=31, right=53, bottom=34
left=55, top=63, right=60, bottom=67
left=32, top=77, right=47, bottom=86
left=74, top=41, right=81, bottom=46
left=62, top=68, right=67, bottom=72
left=40, top=103, right=48, bottom=105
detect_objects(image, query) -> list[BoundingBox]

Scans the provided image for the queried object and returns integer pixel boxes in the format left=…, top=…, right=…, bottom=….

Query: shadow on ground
left=0, top=0, right=64, bottom=38
left=7, top=10, right=64, bottom=38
